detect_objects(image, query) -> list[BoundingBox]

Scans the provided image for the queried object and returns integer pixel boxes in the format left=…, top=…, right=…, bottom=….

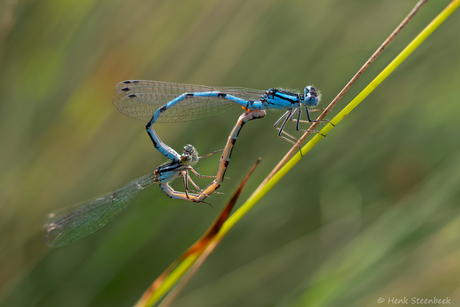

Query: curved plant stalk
left=134, top=1, right=459, bottom=306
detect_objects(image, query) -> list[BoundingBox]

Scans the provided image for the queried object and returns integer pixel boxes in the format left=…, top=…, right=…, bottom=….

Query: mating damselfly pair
left=45, top=80, right=326, bottom=247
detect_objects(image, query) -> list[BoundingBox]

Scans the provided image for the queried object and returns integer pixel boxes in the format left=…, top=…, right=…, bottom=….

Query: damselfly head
left=181, top=144, right=199, bottom=165
left=304, top=86, right=320, bottom=106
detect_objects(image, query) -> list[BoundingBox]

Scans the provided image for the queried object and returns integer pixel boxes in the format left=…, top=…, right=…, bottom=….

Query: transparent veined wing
left=45, top=173, right=156, bottom=247
left=113, top=80, right=266, bottom=123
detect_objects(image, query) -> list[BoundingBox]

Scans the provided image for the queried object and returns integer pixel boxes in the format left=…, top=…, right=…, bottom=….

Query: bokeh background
left=1, top=0, right=460, bottom=306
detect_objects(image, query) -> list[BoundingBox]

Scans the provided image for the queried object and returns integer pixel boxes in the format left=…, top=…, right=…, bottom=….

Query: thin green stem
left=135, top=1, right=460, bottom=305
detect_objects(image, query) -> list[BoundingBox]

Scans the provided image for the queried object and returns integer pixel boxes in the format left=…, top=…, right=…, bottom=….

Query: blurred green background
left=1, top=0, right=460, bottom=306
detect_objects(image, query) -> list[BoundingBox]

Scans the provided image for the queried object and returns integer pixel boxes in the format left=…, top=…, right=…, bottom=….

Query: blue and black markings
left=113, top=80, right=326, bottom=157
